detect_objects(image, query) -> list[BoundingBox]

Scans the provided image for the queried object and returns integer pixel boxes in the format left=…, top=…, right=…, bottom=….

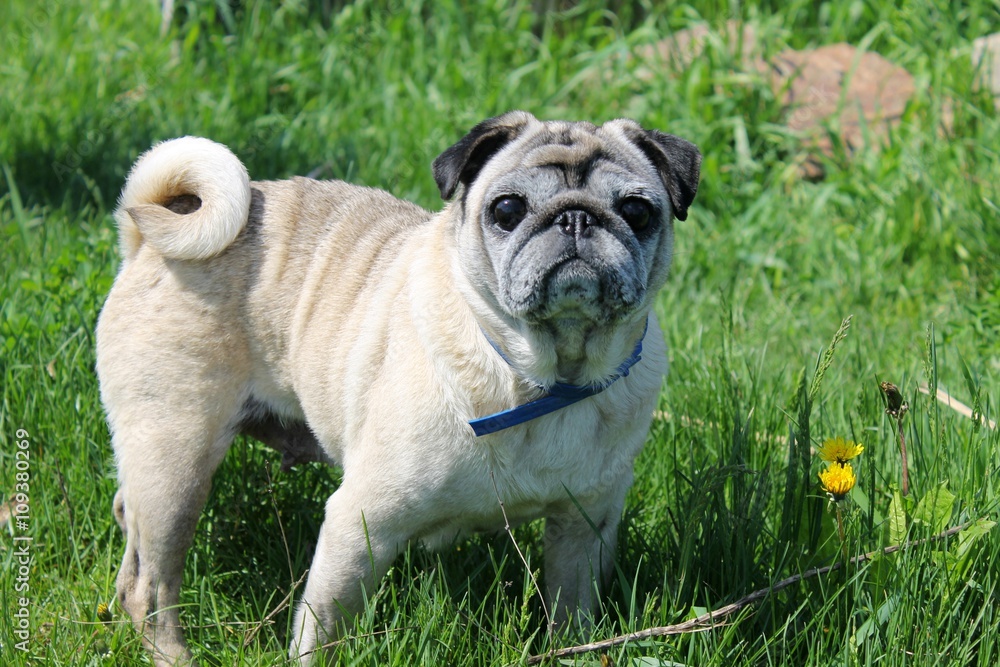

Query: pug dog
left=96, top=111, right=700, bottom=665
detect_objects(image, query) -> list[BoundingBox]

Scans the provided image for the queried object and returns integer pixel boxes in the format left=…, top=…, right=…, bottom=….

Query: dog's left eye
left=492, top=196, right=528, bottom=231
left=619, top=198, right=654, bottom=232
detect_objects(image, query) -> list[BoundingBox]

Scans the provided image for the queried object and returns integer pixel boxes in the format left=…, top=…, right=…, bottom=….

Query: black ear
left=628, top=129, right=702, bottom=221
left=432, top=111, right=535, bottom=200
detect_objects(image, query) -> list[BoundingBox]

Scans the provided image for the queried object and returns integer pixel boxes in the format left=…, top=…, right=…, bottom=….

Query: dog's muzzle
left=501, top=204, right=642, bottom=322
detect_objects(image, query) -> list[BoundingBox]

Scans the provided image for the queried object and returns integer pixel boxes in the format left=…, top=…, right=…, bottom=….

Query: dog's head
left=434, top=111, right=700, bottom=384
left=435, top=112, right=700, bottom=338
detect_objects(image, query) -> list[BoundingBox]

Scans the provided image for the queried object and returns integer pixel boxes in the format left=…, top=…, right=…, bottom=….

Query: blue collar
left=468, top=320, right=647, bottom=437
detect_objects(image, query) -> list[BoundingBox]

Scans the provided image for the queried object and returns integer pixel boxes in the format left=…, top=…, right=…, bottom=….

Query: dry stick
left=919, top=384, right=997, bottom=430
left=526, top=523, right=968, bottom=665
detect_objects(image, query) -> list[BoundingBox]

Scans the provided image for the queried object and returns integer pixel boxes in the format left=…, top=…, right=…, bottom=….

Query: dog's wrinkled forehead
left=504, top=120, right=657, bottom=190
left=519, top=126, right=607, bottom=188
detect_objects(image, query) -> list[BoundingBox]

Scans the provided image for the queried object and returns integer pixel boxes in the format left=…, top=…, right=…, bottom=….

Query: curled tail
left=115, top=137, right=251, bottom=262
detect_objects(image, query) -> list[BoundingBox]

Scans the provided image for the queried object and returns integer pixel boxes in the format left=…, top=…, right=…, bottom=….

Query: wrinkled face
left=462, top=121, right=675, bottom=329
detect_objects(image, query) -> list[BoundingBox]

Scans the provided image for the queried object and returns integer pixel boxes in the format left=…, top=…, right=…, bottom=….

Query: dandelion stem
left=897, top=415, right=910, bottom=496
left=835, top=503, right=847, bottom=563
left=879, top=381, right=910, bottom=496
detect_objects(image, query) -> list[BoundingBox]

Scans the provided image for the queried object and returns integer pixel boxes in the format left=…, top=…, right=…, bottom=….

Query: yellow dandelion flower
left=818, top=437, right=863, bottom=465
left=819, top=462, right=856, bottom=500
left=97, top=602, right=112, bottom=624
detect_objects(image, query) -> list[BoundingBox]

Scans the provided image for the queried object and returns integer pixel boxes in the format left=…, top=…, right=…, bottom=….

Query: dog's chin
left=504, top=262, right=642, bottom=331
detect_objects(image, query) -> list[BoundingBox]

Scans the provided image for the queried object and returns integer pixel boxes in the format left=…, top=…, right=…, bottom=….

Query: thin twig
left=264, top=463, right=296, bottom=584
left=242, top=464, right=306, bottom=647
left=489, top=468, right=554, bottom=652
left=242, top=569, right=309, bottom=647
left=303, top=626, right=418, bottom=655
left=526, top=522, right=968, bottom=664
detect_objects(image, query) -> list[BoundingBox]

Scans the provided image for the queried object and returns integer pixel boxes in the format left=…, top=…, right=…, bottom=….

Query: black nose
left=553, top=209, right=596, bottom=238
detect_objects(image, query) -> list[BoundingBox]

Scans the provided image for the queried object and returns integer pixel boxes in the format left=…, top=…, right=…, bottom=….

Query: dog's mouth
left=505, top=255, right=644, bottom=325
left=543, top=258, right=603, bottom=311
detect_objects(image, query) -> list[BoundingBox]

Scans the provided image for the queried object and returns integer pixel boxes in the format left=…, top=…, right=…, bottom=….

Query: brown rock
left=769, top=44, right=916, bottom=177
left=773, top=44, right=915, bottom=140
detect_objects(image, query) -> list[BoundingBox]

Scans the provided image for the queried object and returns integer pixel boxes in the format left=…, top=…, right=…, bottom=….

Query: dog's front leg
left=290, top=483, right=407, bottom=664
left=543, top=488, right=628, bottom=629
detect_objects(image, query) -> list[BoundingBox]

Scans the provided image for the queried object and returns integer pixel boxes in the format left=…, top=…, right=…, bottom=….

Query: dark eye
left=492, top=196, right=527, bottom=232
left=620, top=197, right=654, bottom=232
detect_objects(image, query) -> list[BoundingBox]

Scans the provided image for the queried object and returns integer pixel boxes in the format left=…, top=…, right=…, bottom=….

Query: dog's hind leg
left=99, top=309, right=248, bottom=667
left=109, top=401, right=241, bottom=666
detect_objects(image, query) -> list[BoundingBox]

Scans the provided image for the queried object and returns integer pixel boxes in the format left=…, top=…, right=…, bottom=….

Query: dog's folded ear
left=625, top=128, right=702, bottom=221
left=433, top=111, right=536, bottom=200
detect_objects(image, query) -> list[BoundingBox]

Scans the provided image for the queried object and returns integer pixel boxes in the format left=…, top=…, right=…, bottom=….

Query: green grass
left=2, top=0, right=999, bottom=664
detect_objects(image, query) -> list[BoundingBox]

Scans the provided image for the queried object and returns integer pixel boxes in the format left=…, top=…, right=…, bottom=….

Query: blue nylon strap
left=469, top=320, right=647, bottom=437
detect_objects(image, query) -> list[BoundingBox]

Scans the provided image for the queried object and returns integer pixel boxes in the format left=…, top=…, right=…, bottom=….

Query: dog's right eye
left=492, top=196, right=527, bottom=231
left=620, top=197, right=654, bottom=232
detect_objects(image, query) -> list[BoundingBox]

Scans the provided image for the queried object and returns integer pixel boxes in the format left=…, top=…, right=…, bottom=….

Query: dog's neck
left=536, top=320, right=603, bottom=384
left=484, top=315, right=647, bottom=388
left=547, top=318, right=648, bottom=386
